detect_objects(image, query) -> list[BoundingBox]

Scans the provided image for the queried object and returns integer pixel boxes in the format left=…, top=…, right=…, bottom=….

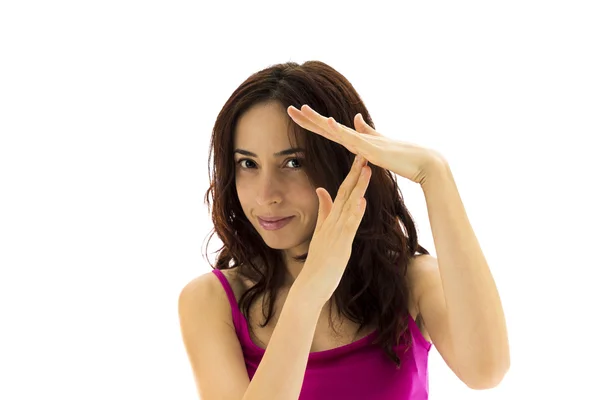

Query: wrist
left=421, top=156, right=452, bottom=190
left=288, top=279, right=327, bottom=311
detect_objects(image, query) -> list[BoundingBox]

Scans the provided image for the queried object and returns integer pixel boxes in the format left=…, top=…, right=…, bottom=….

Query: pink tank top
left=212, top=268, right=432, bottom=399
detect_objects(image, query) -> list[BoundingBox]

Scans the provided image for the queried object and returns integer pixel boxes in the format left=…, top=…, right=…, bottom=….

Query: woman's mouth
left=258, top=216, right=294, bottom=230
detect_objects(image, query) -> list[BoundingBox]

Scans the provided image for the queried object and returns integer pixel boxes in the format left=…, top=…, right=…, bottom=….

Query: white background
left=1, top=1, right=599, bottom=399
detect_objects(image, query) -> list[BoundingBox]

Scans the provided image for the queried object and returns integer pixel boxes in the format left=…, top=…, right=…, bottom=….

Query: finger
left=354, top=113, right=381, bottom=137
left=343, top=190, right=368, bottom=233
left=327, top=155, right=368, bottom=226
left=328, top=117, right=379, bottom=159
left=314, top=187, right=333, bottom=233
left=289, top=106, right=364, bottom=156
left=341, top=164, right=371, bottom=230
left=287, top=106, right=338, bottom=142
left=290, top=106, right=363, bottom=155
left=326, top=117, right=362, bottom=154
left=348, top=164, right=371, bottom=209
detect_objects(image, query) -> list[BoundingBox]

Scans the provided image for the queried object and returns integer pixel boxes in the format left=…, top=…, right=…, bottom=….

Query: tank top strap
left=211, top=269, right=243, bottom=332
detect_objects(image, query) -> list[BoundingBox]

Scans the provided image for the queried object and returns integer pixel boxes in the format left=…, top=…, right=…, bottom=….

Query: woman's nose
left=255, top=175, right=284, bottom=206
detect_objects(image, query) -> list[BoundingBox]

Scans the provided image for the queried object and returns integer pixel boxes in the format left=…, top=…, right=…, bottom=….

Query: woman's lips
left=258, top=216, right=294, bottom=230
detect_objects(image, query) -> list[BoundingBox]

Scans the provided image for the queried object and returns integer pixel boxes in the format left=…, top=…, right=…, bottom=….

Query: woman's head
left=232, top=101, right=318, bottom=272
left=203, top=60, right=429, bottom=367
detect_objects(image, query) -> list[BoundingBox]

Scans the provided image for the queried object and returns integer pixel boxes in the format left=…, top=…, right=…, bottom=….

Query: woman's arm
left=242, top=281, right=324, bottom=400
left=412, top=160, right=510, bottom=389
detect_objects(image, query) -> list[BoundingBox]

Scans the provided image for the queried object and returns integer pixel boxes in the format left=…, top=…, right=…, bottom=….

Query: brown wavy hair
left=202, top=60, right=430, bottom=368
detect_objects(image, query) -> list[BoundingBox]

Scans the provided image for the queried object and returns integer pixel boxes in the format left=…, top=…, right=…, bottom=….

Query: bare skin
left=217, top=266, right=431, bottom=353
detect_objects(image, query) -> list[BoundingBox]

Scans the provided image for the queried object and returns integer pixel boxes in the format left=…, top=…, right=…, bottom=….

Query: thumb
left=314, top=187, right=333, bottom=233
left=355, top=113, right=380, bottom=136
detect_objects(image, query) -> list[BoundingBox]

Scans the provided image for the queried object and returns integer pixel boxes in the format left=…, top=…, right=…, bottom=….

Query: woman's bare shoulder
left=178, top=269, right=243, bottom=330
left=214, top=267, right=254, bottom=302
left=179, top=270, right=224, bottom=304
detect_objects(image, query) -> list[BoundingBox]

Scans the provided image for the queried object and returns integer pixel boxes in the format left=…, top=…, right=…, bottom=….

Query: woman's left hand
left=287, top=104, right=447, bottom=185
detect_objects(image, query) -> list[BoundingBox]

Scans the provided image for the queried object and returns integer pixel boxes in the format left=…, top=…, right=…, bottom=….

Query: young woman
left=178, top=60, right=510, bottom=400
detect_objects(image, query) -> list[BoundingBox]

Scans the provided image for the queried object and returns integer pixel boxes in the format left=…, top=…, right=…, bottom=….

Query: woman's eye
left=237, top=159, right=256, bottom=169
left=285, top=158, right=303, bottom=169
left=236, top=158, right=303, bottom=170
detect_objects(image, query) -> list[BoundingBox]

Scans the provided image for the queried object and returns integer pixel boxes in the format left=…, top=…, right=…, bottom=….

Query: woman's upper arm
left=178, top=274, right=250, bottom=400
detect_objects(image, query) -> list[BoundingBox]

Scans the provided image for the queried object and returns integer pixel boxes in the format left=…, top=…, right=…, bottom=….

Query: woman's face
left=233, top=101, right=318, bottom=257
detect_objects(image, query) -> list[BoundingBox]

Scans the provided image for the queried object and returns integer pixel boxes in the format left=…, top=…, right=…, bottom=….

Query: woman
left=178, top=60, right=510, bottom=400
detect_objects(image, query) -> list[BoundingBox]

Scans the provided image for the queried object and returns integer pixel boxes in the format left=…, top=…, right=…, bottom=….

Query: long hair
left=202, top=60, right=429, bottom=368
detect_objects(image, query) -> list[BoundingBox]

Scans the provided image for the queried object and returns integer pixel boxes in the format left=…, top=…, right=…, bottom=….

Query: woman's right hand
left=294, top=154, right=372, bottom=306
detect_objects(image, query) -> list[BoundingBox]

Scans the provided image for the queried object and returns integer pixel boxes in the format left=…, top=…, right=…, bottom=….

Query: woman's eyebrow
left=233, top=147, right=305, bottom=157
